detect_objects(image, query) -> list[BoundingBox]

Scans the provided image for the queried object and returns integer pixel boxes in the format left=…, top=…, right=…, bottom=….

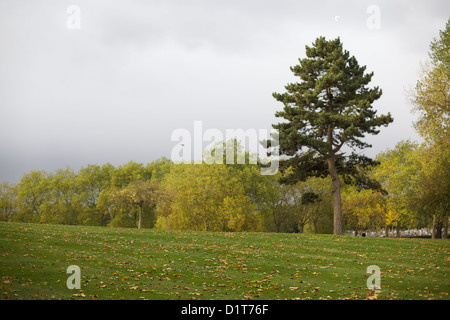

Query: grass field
left=0, top=221, right=448, bottom=300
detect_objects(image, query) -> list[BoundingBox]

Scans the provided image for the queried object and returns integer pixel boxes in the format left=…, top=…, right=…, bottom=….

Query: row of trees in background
left=0, top=140, right=333, bottom=234
left=0, top=153, right=324, bottom=233
left=0, top=136, right=447, bottom=237
left=0, top=159, right=170, bottom=229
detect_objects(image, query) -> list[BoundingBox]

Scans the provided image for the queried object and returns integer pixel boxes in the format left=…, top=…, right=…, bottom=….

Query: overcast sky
left=0, top=0, right=449, bottom=182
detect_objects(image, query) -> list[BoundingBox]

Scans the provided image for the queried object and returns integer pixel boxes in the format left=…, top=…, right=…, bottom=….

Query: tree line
left=0, top=136, right=447, bottom=237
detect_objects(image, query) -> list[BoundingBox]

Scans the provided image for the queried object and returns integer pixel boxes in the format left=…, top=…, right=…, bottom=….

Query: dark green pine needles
left=272, top=37, right=393, bottom=234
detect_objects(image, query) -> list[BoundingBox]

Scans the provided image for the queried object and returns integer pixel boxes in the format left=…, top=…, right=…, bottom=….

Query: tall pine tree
left=272, top=37, right=393, bottom=235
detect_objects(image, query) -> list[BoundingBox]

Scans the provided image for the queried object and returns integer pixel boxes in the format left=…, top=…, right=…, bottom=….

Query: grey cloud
left=0, top=0, right=448, bottom=182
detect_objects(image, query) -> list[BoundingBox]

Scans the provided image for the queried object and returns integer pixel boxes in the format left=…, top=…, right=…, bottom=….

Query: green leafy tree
left=145, top=157, right=173, bottom=183
left=40, top=167, right=82, bottom=225
left=301, top=176, right=334, bottom=234
left=411, top=18, right=450, bottom=145
left=203, top=139, right=279, bottom=230
left=254, top=173, right=288, bottom=233
left=157, top=163, right=260, bottom=232
left=13, top=170, right=50, bottom=222
left=272, top=36, right=393, bottom=234
left=77, top=163, right=114, bottom=226
left=412, top=144, right=449, bottom=238
left=260, top=182, right=304, bottom=233
left=280, top=184, right=315, bottom=234
left=110, top=161, right=151, bottom=189
left=372, top=140, right=422, bottom=236
left=0, top=182, right=17, bottom=221
left=77, top=164, right=113, bottom=208
left=342, top=185, right=386, bottom=236
left=110, top=180, right=160, bottom=229
left=409, top=19, right=450, bottom=238
left=284, top=177, right=333, bottom=234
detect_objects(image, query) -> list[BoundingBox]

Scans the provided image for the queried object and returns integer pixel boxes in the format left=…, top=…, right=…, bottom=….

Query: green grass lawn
left=0, top=221, right=448, bottom=300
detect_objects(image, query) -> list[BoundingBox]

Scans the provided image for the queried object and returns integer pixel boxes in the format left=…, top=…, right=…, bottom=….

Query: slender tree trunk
left=298, top=223, right=304, bottom=234
left=138, top=204, right=143, bottom=229
left=328, top=156, right=342, bottom=235
left=436, top=219, right=443, bottom=239
left=432, top=214, right=436, bottom=239
left=273, top=210, right=281, bottom=233
left=443, top=216, right=448, bottom=239
left=275, top=221, right=280, bottom=233
left=385, top=224, right=389, bottom=238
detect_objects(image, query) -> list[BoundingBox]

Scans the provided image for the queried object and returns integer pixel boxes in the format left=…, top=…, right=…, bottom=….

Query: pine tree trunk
left=326, top=90, right=343, bottom=236
left=328, top=157, right=343, bottom=235
left=274, top=211, right=281, bottom=233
